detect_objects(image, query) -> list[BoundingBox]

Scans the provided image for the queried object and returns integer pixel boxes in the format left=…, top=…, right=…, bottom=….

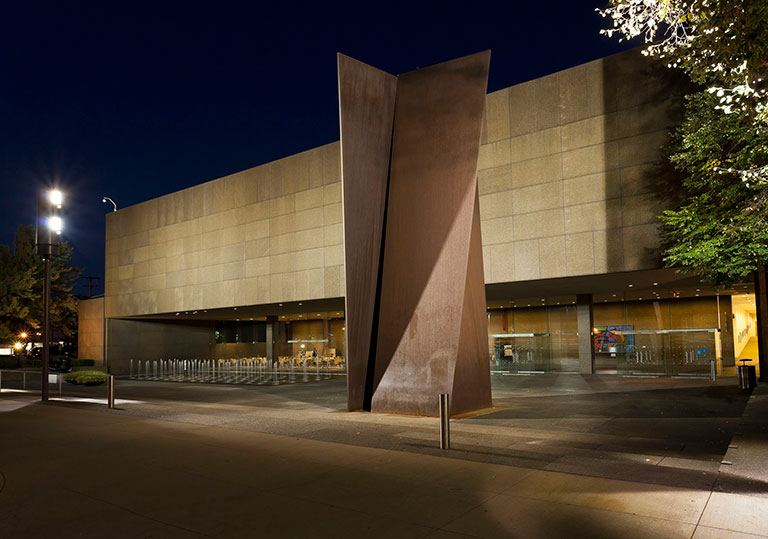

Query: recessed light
left=628, top=284, right=633, bottom=288
left=653, top=282, right=658, bottom=286
left=612, top=294, right=617, bottom=297
left=298, top=302, right=303, bottom=306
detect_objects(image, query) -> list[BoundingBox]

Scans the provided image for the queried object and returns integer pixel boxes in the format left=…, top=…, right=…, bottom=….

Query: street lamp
left=35, top=188, right=63, bottom=402
left=102, top=196, right=117, bottom=212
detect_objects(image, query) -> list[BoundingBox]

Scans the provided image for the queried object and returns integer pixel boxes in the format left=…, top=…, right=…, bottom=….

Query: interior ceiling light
left=628, top=284, right=633, bottom=287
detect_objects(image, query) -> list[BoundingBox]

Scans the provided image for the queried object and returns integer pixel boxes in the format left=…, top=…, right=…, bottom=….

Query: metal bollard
left=23, top=371, right=26, bottom=390
left=59, top=373, right=62, bottom=396
left=439, top=393, right=450, bottom=450
left=710, top=359, right=716, bottom=382
left=107, top=375, right=115, bottom=409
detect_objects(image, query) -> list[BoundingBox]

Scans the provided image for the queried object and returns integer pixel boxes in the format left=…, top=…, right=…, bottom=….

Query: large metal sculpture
left=339, top=51, right=492, bottom=417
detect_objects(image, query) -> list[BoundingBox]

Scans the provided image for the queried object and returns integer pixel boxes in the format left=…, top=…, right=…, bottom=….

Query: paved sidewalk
left=1, top=376, right=766, bottom=538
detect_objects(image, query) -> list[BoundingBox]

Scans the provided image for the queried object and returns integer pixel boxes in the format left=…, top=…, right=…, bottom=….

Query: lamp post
left=35, top=189, right=63, bottom=402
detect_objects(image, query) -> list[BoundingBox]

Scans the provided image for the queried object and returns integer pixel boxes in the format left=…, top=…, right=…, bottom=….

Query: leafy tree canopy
left=598, top=0, right=768, bottom=284
left=0, top=225, right=81, bottom=344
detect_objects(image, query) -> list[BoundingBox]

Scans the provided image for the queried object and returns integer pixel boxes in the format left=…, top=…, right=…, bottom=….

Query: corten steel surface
left=337, top=55, right=396, bottom=411
left=338, top=51, right=492, bottom=417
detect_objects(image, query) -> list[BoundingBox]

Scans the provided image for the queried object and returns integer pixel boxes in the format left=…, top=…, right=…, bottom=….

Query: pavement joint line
left=57, top=484, right=220, bottom=539
left=690, top=489, right=714, bottom=538
left=429, top=491, right=506, bottom=536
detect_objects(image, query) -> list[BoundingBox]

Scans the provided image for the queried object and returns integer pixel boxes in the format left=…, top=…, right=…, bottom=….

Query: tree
left=0, top=225, right=81, bottom=345
left=597, top=0, right=768, bottom=284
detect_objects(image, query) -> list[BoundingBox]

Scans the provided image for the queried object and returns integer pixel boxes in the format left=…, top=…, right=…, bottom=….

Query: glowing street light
left=35, top=188, right=64, bottom=402
left=49, top=190, right=63, bottom=207
left=13, top=342, right=23, bottom=351
left=48, top=215, right=63, bottom=234
left=20, top=332, right=28, bottom=339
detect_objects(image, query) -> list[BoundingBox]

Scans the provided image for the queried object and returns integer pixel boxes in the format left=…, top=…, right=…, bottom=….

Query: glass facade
left=487, top=305, right=578, bottom=373
left=487, top=296, right=738, bottom=377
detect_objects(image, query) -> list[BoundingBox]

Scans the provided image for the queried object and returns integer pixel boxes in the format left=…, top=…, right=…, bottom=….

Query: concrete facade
left=105, top=142, right=343, bottom=318
left=478, top=51, right=685, bottom=284
left=77, top=297, right=104, bottom=364
left=103, top=49, right=685, bottom=321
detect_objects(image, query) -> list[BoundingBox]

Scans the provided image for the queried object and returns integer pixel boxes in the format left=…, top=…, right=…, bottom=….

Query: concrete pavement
left=1, top=375, right=767, bottom=538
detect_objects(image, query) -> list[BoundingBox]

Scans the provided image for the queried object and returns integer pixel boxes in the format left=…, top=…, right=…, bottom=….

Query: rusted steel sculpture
left=339, top=51, right=492, bottom=416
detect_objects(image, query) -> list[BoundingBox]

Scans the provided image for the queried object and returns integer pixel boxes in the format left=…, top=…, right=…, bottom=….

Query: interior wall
left=733, top=297, right=758, bottom=358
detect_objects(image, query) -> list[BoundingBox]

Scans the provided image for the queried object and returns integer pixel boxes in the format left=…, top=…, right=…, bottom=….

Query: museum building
left=78, top=47, right=764, bottom=384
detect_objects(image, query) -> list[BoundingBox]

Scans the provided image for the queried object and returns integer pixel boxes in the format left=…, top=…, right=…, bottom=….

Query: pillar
left=756, top=265, right=768, bottom=381
left=577, top=294, right=595, bottom=374
left=266, top=315, right=277, bottom=364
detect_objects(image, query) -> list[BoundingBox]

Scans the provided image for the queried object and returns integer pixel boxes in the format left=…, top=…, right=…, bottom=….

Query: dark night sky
left=0, top=1, right=636, bottom=297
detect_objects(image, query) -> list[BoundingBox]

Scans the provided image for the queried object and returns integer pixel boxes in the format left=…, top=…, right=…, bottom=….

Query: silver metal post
left=23, top=371, right=26, bottom=390
left=439, top=393, right=450, bottom=449
left=107, top=375, right=115, bottom=409
left=59, top=373, right=62, bottom=396
left=710, top=359, right=717, bottom=381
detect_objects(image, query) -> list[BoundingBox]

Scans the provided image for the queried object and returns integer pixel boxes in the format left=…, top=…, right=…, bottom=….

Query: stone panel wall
left=77, top=297, right=104, bottom=363
left=105, top=48, right=685, bottom=319
left=105, top=143, right=342, bottom=317
left=478, top=48, right=686, bottom=284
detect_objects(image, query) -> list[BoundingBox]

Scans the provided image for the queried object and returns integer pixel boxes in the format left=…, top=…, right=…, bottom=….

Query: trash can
left=738, top=359, right=757, bottom=390
left=738, top=365, right=750, bottom=389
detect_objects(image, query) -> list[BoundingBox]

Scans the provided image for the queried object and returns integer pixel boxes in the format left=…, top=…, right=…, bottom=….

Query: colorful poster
left=593, top=325, right=633, bottom=353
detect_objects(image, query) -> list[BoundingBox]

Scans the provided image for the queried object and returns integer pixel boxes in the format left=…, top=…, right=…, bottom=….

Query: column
left=577, top=294, right=595, bottom=374
left=266, top=315, right=277, bottom=364
left=756, top=266, right=768, bottom=382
